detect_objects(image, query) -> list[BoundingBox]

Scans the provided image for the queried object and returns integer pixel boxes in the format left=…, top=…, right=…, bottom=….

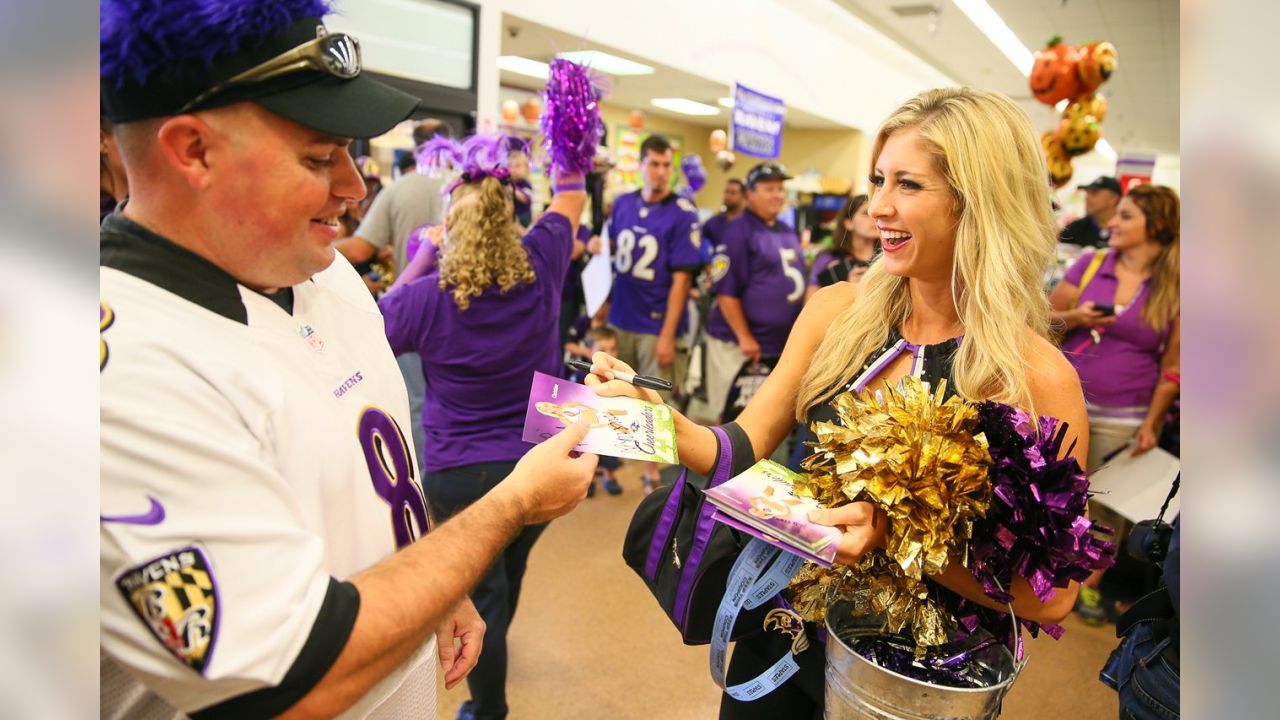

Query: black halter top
left=806, top=328, right=961, bottom=427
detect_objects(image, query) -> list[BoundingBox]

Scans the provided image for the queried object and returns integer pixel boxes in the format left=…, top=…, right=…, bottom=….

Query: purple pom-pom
left=541, top=58, right=603, bottom=176
left=101, top=0, right=333, bottom=87
left=415, top=136, right=461, bottom=174
left=938, top=402, right=1118, bottom=656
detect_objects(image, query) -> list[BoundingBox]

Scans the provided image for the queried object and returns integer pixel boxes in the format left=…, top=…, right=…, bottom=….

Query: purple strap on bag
left=672, top=426, right=736, bottom=626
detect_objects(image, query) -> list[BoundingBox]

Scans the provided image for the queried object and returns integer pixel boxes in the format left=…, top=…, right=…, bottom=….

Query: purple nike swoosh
left=101, top=496, right=166, bottom=526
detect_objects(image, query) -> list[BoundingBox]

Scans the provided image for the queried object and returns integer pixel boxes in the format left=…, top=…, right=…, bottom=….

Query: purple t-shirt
left=808, top=249, right=839, bottom=286
left=1061, top=250, right=1173, bottom=408
left=701, top=211, right=737, bottom=265
left=379, top=213, right=574, bottom=471
left=706, top=212, right=806, bottom=357
left=606, top=191, right=704, bottom=335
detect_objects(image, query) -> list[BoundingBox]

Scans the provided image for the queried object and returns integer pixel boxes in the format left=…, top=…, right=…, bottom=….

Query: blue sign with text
left=730, top=83, right=786, bottom=159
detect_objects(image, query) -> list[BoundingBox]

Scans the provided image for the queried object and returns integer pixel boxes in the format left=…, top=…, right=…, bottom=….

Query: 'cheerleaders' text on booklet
left=704, top=460, right=841, bottom=567
left=522, top=371, right=678, bottom=464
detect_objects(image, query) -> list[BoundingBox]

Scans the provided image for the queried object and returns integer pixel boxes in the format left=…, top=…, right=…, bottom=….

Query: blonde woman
left=379, top=142, right=586, bottom=720
left=589, top=87, right=1088, bottom=717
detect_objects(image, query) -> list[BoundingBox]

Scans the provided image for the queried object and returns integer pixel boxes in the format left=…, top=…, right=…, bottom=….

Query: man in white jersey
left=98, top=2, right=597, bottom=718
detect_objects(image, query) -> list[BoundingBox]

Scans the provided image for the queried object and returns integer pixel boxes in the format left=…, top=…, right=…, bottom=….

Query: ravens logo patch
left=709, top=254, right=731, bottom=283
left=676, top=197, right=697, bottom=214
left=116, top=546, right=219, bottom=674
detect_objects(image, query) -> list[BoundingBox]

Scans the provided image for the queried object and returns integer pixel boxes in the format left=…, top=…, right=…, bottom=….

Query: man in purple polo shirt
left=607, top=134, right=704, bottom=394
left=703, top=163, right=806, bottom=422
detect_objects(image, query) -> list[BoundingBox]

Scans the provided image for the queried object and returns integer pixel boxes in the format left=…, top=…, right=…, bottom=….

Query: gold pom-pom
left=788, top=377, right=994, bottom=653
left=796, top=377, right=993, bottom=580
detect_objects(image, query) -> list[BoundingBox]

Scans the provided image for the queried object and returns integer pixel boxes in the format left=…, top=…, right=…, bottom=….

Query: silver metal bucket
left=824, top=601, right=1023, bottom=720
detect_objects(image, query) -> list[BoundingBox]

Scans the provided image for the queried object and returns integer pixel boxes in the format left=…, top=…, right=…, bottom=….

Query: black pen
left=565, top=358, right=674, bottom=392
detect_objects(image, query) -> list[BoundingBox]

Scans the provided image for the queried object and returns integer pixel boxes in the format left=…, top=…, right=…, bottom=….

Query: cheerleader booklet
left=704, top=460, right=841, bottom=567
left=522, top=371, right=678, bottom=464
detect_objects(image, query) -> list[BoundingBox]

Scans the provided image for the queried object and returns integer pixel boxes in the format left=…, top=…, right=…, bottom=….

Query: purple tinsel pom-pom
left=940, top=402, right=1117, bottom=656
left=415, top=136, right=461, bottom=174
left=541, top=59, right=603, bottom=176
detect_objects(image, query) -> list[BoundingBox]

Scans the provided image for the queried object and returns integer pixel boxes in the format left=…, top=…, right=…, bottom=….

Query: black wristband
left=719, top=421, right=757, bottom=478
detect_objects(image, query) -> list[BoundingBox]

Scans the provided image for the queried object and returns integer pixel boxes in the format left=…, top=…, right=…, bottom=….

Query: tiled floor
left=435, top=463, right=1120, bottom=719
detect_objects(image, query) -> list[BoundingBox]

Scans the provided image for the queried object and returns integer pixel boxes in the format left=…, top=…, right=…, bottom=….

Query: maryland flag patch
left=116, top=547, right=219, bottom=674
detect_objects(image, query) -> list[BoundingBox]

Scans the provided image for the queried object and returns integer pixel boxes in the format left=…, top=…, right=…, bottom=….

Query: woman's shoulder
left=1020, top=328, right=1083, bottom=405
left=801, top=281, right=859, bottom=326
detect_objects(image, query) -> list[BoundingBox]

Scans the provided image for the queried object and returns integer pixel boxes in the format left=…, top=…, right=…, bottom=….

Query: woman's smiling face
left=867, top=128, right=959, bottom=283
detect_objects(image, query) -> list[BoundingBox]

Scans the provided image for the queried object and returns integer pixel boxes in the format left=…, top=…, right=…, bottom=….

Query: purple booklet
left=522, top=371, right=678, bottom=464
left=704, top=460, right=840, bottom=567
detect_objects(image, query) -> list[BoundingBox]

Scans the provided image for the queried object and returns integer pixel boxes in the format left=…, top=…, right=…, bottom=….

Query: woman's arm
left=586, top=282, right=858, bottom=475
left=928, top=333, right=1092, bottom=625
left=544, top=171, right=586, bottom=240
left=1134, top=315, right=1180, bottom=455
left=1048, top=279, right=1113, bottom=334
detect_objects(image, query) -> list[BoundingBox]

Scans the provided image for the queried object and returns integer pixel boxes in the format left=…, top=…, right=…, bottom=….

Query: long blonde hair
left=437, top=176, right=535, bottom=311
left=795, top=87, right=1057, bottom=419
left=1124, top=184, right=1180, bottom=331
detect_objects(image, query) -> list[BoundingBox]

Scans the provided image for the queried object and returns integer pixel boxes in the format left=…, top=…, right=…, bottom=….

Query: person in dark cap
left=1061, top=175, right=1122, bottom=248
left=702, top=162, right=806, bottom=427
left=98, top=2, right=596, bottom=718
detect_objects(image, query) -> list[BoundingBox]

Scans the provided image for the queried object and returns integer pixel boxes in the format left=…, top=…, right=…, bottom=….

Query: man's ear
left=155, top=115, right=215, bottom=190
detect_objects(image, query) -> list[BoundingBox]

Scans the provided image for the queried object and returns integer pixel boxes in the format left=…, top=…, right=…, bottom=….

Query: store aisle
left=435, top=463, right=1121, bottom=719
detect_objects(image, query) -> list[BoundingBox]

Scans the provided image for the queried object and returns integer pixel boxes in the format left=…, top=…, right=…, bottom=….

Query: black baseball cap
left=101, top=15, right=419, bottom=139
left=1078, top=176, right=1122, bottom=194
left=746, top=163, right=792, bottom=188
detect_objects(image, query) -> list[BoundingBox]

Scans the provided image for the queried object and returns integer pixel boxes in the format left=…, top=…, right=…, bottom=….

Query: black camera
left=1127, top=519, right=1174, bottom=566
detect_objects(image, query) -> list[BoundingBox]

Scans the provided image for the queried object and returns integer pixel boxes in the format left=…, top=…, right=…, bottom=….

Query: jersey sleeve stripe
left=190, top=578, right=360, bottom=720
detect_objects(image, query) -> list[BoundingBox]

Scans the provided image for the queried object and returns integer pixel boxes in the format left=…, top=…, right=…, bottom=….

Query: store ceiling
left=498, top=17, right=848, bottom=130
left=831, top=0, right=1179, bottom=156
left=500, top=1, right=1178, bottom=156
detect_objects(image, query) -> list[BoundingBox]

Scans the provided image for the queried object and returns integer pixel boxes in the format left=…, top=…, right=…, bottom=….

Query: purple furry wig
left=100, top=0, right=334, bottom=87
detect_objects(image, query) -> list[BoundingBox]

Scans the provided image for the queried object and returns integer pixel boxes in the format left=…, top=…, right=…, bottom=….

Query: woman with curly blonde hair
left=590, top=87, right=1090, bottom=717
left=378, top=134, right=586, bottom=720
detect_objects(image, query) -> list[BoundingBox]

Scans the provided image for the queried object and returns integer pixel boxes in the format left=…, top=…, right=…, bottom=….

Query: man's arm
left=335, top=236, right=377, bottom=265
left=717, top=295, right=760, bottom=363
left=280, top=424, right=594, bottom=719
left=655, top=271, right=693, bottom=367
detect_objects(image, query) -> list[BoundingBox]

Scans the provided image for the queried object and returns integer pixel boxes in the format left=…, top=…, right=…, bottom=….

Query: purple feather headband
left=415, top=136, right=461, bottom=174
left=101, top=0, right=333, bottom=86
left=443, top=133, right=522, bottom=194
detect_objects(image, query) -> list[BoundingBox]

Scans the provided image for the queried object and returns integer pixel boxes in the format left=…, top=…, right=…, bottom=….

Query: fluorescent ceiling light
left=650, top=98, right=720, bottom=116
left=717, top=97, right=734, bottom=108
left=556, top=50, right=654, bottom=76
left=951, top=0, right=1035, bottom=76
left=1094, top=138, right=1117, bottom=160
left=497, top=55, right=549, bottom=79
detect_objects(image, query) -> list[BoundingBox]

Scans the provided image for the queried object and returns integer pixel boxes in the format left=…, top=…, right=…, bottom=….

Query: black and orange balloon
left=1057, top=114, right=1101, bottom=157
left=1077, top=41, right=1118, bottom=95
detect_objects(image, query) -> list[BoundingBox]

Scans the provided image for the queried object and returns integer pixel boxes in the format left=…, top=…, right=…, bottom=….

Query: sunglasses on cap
left=178, top=25, right=361, bottom=114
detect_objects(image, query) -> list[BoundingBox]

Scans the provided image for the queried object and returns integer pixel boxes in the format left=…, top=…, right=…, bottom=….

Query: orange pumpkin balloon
left=1063, top=93, right=1107, bottom=124
left=500, top=99, right=519, bottom=125
left=1029, top=36, right=1081, bottom=106
left=1045, top=138, right=1074, bottom=187
left=1057, top=114, right=1101, bottom=157
left=520, top=97, right=541, bottom=123
left=709, top=128, right=727, bottom=153
left=1077, top=41, right=1118, bottom=95
left=629, top=109, right=645, bottom=130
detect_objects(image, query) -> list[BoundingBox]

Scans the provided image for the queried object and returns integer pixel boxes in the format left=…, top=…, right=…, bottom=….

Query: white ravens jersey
left=100, top=214, right=435, bottom=718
